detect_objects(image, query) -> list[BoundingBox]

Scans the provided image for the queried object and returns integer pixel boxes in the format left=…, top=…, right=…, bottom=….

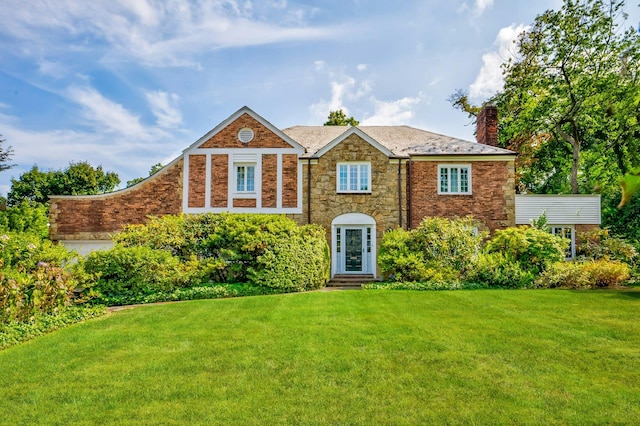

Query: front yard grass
left=1, top=289, right=640, bottom=424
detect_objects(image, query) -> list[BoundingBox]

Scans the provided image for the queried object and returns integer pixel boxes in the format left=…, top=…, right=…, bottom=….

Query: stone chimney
left=476, top=104, right=498, bottom=147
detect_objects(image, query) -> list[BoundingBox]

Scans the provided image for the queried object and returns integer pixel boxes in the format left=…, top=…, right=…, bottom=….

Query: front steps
left=326, top=274, right=377, bottom=289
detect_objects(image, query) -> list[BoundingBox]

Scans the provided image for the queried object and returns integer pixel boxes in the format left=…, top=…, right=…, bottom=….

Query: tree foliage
left=0, top=135, right=14, bottom=173
left=324, top=109, right=359, bottom=126
left=126, top=163, right=163, bottom=187
left=8, top=161, right=120, bottom=206
left=451, top=0, right=640, bottom=196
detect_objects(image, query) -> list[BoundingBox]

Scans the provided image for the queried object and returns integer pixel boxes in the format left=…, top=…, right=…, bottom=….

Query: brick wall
left=408, top=160, right=515, bottom=231
left=211, top=154, right=228, bottom=207
left=188, top=155, right=206, bottom=208
left=477, top=105, right=499, bottom=147
left=262, top=154, right=277, bottom=208
left=282, top=154, right=298, bottom=208
left=50, top=159, right=184, bottom=241
left=200, top=113, right=291, bottom=149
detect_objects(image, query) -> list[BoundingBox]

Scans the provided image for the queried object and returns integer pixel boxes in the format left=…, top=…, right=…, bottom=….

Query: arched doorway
left=331, top=213, right=376, bottom=278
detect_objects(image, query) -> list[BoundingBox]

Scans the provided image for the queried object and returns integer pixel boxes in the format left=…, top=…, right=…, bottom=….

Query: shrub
left=0, top=201, right=49, bottom=239
left=577, top=228, right=637, bottom=264
left=0, top=263, right=79, bottom=323
left=379, top=217, right=484, bottom=282
left=362, top=281, right=463, bottom=291
left=535, top=259, right=631, bottom=289
left=0, top=232, right=76, bottom=273
left=248, top=224, right=330, bottom=292
left=463, top=252, right=535, bottom=289
left=485, top=226, right=568, bottom=273
left=82, top=245, right=205, bottom=298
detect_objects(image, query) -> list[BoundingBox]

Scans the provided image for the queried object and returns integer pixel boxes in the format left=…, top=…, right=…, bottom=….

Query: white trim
left=205, top=154, right=211, bottom=208
left=331, top=213, right=377, bottom=278
left=276, top=153, right=282, bottom=208
left=182, top=106, right=306, bottom=153
left=183, top=207, right=303, bottom=214
left=438, top=164, right=472, bottom=195
left=411, top=155, right=515, bottom=162
left=314, top=127, right=394, bottom=158
left=336, top=162, right=372, bottom=193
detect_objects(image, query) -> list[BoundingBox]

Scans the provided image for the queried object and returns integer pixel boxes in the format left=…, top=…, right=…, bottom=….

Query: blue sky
left=0, top=0, right=638, bottom=194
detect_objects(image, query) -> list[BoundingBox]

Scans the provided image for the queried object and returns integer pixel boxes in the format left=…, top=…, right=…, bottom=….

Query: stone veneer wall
left=408, top=160, right=515, bottom=231
left=305, top=134, right=407, bottom=247
left=49, top=159, right=184, bottom=241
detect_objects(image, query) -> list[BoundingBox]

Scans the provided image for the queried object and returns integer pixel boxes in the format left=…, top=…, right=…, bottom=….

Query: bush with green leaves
left=535, top=259, right=631, bottom=289
left=0, top=232, right=76, bottom=273
left=484, top=226, right=568, bottom=273
left=379, top=216, right=484, bottom=282
left=577, top=228, right=637, bottom=264
left=0, top=201, right=49, bottom=239
left=82, top=245, right=206, bottom=299
left=463, top=252, right=535, bottom=289
left=115, top=213, right=330, bottom=288
left=248, top=224, right=330, bottom=291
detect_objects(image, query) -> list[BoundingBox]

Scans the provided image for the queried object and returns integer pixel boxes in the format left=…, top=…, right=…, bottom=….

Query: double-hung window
left=438, top=164, right=471, bottom=194
left=236, top=163, right=255, bottom=193
left=337, top=162, right=371, bottom=193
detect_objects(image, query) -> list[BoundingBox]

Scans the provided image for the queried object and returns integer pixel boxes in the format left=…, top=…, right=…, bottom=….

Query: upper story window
left=337, top=162, right=371, bottom=193
left=236, top=163, right=255, bottom=192
left=438, top=164, right=471, bottom=194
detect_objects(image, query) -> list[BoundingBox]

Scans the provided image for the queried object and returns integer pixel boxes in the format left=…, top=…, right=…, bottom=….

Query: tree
left=126, top=163, right=163, bottom=187
left=8, top=161, right=120, bottom=206
left=0, top=135, right=15, bottom=173
left=324, top=110, right=359, bottom=126
left=451, top=0, right=640, bottom=195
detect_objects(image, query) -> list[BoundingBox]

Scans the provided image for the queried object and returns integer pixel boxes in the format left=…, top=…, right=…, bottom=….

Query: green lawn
left=1, top=290, right=640, bottom=425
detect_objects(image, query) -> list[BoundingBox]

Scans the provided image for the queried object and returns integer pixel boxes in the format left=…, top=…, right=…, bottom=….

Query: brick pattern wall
left=408, top=160, right=515, bottom=231
left=200, top=113, right=292, bottom=149
left=282, top=154, right=298, bottom=208
left=307, top=134, right=406, bottom=250
left=188, top=155, right=206, bottom=208
left=50, top=159, right=184, bottom=240
left=233, top=198, right=257, bottom=208
left=211, top=154, right=228, bottom=207
left=262, top=154, right=277, bottom=208
left=477, top=105, right=499, bottom=147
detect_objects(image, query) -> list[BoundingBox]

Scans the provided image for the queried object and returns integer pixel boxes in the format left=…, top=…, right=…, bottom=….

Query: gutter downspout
left=397, top=159, right=403, bottom=228
left=407, top=158, right=412, bottom=229
left=307, top=158, right=312, bottom=224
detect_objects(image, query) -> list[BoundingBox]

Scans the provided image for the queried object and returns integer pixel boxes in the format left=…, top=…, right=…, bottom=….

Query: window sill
left=232, top=192, right=257, bottom=199
left=336, top=191, right=372, bottom=195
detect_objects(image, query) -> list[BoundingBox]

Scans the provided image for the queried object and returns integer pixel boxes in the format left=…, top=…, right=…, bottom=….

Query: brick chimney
left=476, top=104, right=498, bottom=147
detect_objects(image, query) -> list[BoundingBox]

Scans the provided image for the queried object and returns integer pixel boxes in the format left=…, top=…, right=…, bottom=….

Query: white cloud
left=0, top=0, right=346, bottom=68
left=309, top=65, right=373, bottom=122
left=469, top=23, right=528, bottom=100
left=145, top=91, right=183, bottom=128
left=357, top=64, right=367, bottom=71
left=474, top=0, right=494, bottom=15
left=361, top=96, right=421, bottom=125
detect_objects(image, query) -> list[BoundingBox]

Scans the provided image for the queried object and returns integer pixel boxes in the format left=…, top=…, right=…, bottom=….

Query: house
left=49, top=105, right=596, bottom=276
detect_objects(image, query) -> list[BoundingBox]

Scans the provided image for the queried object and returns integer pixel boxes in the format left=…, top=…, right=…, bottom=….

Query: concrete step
left=327, top=274, right=376, bottom=289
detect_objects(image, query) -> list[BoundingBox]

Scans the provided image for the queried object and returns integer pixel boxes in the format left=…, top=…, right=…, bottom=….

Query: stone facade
left=49, top=159, right=184, bottom=240
left=305, top=133, right=407, bottom=247
left=408, top=160, right=515, bottom=231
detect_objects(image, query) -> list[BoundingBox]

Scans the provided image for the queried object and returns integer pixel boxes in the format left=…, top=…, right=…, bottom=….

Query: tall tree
left=8, top=161, right=120, bottom=206
left=452, top=0, right=640, bottom=195
left=324, top=110, right=359, bottom=126
left=0, top=135, right=15, bottom=173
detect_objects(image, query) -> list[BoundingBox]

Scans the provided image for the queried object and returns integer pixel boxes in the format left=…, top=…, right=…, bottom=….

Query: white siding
left=515, top=195, right=601, bottom=225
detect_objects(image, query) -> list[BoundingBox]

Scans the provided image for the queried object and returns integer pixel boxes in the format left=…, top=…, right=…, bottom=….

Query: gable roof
left=282, top=125, right=515, bottom=158
left=184, top=106, right=305, bottom=153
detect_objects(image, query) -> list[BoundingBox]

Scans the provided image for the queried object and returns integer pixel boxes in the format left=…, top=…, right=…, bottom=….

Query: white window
left=438, top=165, right=471, bottom=194
left=550, top=225, right=575, bottom=259
left=236, top=163, right=255, bottom=192
left=337, top=162, right=371, bottom=193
